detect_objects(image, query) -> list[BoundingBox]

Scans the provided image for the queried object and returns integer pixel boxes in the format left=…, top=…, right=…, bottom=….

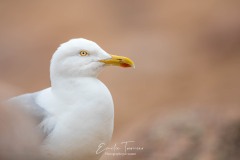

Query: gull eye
left=79, top=50, right=88, bottom=56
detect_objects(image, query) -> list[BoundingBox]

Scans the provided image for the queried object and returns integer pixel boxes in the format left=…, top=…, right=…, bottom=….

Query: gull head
left=50, top=38, right=134, bottom=79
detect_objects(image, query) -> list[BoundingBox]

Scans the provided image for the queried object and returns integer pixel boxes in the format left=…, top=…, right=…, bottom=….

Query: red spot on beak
left=121, top=63, right=132, bottom=68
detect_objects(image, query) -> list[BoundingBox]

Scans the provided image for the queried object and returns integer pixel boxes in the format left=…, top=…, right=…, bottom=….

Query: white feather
left=9, top=38, right=114, bottom=160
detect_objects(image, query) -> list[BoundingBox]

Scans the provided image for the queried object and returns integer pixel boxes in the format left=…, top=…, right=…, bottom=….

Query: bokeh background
left=0, top=0, right=240, bottom=160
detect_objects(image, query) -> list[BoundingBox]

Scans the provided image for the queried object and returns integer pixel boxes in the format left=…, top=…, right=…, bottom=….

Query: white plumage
left=8, top=38, right=134, bottom=160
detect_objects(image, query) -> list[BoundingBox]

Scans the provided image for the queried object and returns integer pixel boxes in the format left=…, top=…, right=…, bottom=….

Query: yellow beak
left=99, top=55, right=135, bottom=68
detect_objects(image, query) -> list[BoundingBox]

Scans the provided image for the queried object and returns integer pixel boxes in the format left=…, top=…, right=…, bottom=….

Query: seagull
left=7, top=38, right=134, bottom=160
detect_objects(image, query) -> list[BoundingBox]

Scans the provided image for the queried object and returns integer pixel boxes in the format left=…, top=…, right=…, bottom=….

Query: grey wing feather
left=7, top=92, right=47, bottom=123
left=7, top=92, right=53, bottom=138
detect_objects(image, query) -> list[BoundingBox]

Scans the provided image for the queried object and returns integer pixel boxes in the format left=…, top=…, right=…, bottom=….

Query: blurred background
left=0, top=0, right=240, bottom=160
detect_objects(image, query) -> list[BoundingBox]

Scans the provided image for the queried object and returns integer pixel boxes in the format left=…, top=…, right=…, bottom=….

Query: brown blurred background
left=0, top=0, right=240, bottom=160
